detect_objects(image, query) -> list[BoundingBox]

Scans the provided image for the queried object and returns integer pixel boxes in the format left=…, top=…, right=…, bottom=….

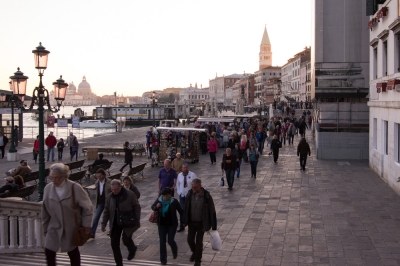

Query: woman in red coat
left=33, top=135, right=39, bottom=164
left=207, top=136, right=218, bottom=164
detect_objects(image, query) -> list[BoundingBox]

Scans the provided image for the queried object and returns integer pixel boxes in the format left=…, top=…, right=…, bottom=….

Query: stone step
left=0, top=253, right=192, bottom=266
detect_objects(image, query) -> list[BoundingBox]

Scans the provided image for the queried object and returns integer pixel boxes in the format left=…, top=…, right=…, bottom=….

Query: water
left=20, top=105, right=143, bottom=140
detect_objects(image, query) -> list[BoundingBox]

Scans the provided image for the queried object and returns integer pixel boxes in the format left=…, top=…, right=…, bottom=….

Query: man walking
left=90, top=169, right=111, bottom=238
left=297, top=137, right=311, bottom=171
left=65, top=132, right=76, bottom=156
left=0, top=132, right=9, bottom=159
left=221, top=148, right=239, bottom=191
left=101, top=180, right=141, bottom=266
left=45, top=132, right=57, bottom=162
left=158, top=159, right=177, bottom=196
left=176, top=163, right=197, bottom=232
left=184, top=178, right=217, bottom=266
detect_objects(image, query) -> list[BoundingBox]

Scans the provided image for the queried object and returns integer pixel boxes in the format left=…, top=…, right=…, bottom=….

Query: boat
left=79, top=119, right=116, bottom=128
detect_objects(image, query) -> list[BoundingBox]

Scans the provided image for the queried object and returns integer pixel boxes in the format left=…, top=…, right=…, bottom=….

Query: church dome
left=67, top=82, right=76, bottom=94
left=78, top=76, right=92, bottom=94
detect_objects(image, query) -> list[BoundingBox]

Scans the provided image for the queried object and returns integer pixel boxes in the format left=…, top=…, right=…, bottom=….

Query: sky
left=1, top=0, right=312, bottom=97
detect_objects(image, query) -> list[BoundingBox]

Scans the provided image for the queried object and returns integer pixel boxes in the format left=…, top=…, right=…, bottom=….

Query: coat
left=151, top=196, right=183, bottom=227
left=297, top=139, right=311, bottom=156
left=101, top=187, right=141, bottom=236
left=94, top=177, right=112, bottom=206
left=45, top=135, right=57, bottom=148
left=123, top=146, right=133, bottom=163
left=207, top=139, right=218, bottom=153
left=42, top=179, right=93, bottom=252
left=171, top=157, right=185, bottom=174
left=271, top=139, right=281, bottom=150
left=12, top=165, right=32, bottom=177
left=184, top=188, right=217, bottom=232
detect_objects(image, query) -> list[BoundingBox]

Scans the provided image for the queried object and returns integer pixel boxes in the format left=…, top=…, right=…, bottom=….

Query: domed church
left=50, top=76, right=97, bottom=106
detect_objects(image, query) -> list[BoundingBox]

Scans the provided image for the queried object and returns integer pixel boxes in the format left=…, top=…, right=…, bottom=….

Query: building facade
left=254, top=66, right=281, bottom=100
left=209, top=74, right=247, bottom=104
left=51, top=76, right=97, bottom=106
left=178, top=85, right=209, bottom=106
left=368, top=0, right=400, bottom=194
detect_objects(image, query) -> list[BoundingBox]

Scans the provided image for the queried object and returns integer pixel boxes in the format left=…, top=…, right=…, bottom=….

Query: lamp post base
left=7, top=152, right=19, bottom=162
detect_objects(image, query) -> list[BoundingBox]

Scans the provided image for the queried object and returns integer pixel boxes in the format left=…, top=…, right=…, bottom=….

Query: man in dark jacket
left=184, top=178, right=217, bottom=266
left=221, top=148, right=239, bottom=191
left=297, top=137, right=311, bottom=171
left=0, top=176, right=19, bottom=193
left=271, top=135, right=282, bottom=163
left=92, top=153, right=109, bottom=167
left=0, top=132, right=9, bottom=159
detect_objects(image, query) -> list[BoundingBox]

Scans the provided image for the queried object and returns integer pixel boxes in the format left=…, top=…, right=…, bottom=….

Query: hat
left=5, top=176, right=13, bottom=183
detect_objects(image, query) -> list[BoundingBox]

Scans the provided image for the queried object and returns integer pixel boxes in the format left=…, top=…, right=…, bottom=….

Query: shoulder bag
left=71, top=183, right=91, bottom=246
left=149, top=210, right=159, bottom=223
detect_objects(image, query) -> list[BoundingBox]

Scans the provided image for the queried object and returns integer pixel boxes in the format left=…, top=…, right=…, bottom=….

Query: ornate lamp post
left=149, top=91, right=158, bottom=127
left=9, top=43, right=67, bottom=201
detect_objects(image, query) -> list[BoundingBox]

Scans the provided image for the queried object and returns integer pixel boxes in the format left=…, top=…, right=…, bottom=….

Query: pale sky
left=1, top=0, right=312, bottom=97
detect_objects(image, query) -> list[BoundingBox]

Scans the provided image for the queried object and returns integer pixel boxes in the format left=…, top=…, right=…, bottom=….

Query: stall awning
left=386, top=79, right=400, bottom=91
left=376, top=82, right=387, bottom=93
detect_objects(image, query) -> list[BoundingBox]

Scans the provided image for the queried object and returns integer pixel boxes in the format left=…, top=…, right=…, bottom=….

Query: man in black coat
left=297, top=137, right=311, bottom=170
left=0, top=132, right=8, bottom=159
left=270, top=135, right=282, bottom=163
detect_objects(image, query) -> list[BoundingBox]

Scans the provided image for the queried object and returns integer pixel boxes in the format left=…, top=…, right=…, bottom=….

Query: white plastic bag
left=208, top=230, right=221, bottom=251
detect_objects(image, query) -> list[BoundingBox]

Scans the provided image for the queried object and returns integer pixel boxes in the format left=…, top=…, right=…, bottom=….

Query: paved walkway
left=2, top=125, right=400, bottom=265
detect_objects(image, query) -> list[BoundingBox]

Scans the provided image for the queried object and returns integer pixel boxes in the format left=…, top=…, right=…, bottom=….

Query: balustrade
left=0, top=198, right=43, bottom=254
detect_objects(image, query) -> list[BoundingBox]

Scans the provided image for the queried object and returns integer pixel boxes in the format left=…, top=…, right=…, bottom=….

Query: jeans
left=258, top=141, right=265, bottom=154
left=120, top=162, right=132, bottom=172
left=158, top=225, right=178, bottom=264
left=187, top=221, right=204, bottom=264
left=45, top=247, right=80, bottom=266
left=250, top=160, right=258, bottom=177
left=91, top=204, right=105, bottom=235
left=300, top=154, right=308, bottom=169
left=70, top=150, right=78, bottom=161
left=288, top=134, right=294, bottom=144
left=58, top=150, right=63, bottom=160
left=148, top=146, right=153, bottom=158
left=236, top=159, right=242, bottom=177
left=209, top=152, right=216, bottom=163
left=273, top=148, right=279, bottom=162
left=225, top=169, right=235, bottom=189
left=111, top=223, right=136, bottom=266
left=47, top=147, right=55, bottom=161
left=179, top=195, right=186, bottom=229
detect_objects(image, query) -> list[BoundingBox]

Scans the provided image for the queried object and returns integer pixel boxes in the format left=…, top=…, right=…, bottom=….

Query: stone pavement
left=2, top=126, right=400, bottom=265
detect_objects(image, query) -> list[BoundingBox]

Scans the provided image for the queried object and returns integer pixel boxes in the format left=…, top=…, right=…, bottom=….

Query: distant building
left=209, top=73, right=249, bottom=104
left=259, top=26, right=272, bottom=70
left=51, top=76, right=97, bottom=106
left=254, top=66, right=281, bottom=102
left=179, top=84, right=209, bottom=106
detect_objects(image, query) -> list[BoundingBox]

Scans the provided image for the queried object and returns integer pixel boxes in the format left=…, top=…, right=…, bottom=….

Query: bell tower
left=259, top=25, right=272, bottom=70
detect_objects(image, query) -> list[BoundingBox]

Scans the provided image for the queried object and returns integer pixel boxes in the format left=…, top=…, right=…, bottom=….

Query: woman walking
left=120, top=141, right=134, bottom=172
left=207, top=136, right=218, bottom=164
left=233, top=143, right=243, bottom=178
left=57, top=138, right=65, bottom=161
left=247, top=144, right=260, bottom=178
left=271, top=135, right=282, bottom=163
left=151, top=187, right=183, bottom=265
left=33, top=135, right=39, bottom=163
left=42, top=163, right=93, bottom=266
left=70, top=136, right=79, bottom=161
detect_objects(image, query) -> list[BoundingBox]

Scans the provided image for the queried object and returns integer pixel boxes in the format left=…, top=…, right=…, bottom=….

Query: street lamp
left=8, top=43, right=67, bottom=201
left=149, top=91, right=158, bottom=127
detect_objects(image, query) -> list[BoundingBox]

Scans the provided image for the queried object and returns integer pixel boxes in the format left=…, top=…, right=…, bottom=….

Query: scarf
left=159, top=195, right=174, bottom=217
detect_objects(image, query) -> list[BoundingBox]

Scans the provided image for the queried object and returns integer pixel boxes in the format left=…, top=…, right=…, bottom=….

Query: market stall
left=156, top=127, right=206, bottom=164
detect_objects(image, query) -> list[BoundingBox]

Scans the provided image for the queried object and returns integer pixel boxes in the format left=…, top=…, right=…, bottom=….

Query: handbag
left=208, top=230, right=221, bottom=251
left=149, top=210, right=159, bottom=223
left=71, top=183, right=90, bottom=246
left=117, top=211, right=137, bottom=228
left=220, top=176, right=225, bottom=186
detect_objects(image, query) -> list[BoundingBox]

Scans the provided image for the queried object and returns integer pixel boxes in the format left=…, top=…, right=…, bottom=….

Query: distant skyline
left=1, top=0, right=312, bottom=97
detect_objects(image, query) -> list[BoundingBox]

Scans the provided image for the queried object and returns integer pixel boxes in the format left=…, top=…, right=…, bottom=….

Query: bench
left=22, top=169, right=50, bottom=184
left=82, top=147, right=145, bottom=157
left=86, top=161, right=114, bottom=179
left=0, top=185, right=37, bottom=201
left=83, top=172, right=123, bottom=195
left=64, top=160, right=85, bottom=172
left=123, top=163, right=147, bottom=180
left=68, top=170, right=87, bottom=184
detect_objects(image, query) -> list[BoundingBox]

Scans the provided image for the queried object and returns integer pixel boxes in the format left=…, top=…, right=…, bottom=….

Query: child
left=57, top=138, right=65, bottom=161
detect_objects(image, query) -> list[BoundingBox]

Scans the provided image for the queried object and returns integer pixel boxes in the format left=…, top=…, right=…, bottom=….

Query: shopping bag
left=208, top=230, right=221, bottom=251
left=220, top=177, right=224, bottom=186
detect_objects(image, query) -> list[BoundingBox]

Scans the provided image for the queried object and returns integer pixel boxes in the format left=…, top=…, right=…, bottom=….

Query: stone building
left=51, top=76, right=97, bottom=106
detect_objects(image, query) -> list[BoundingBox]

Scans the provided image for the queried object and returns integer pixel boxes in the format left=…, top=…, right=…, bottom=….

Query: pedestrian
left=308, top=115, right=312, bottom=128
left=221, top=148, right=239, bottom=191
left=42, top=163, right=93, bottom=266
left=232, top=143, right=243, bottom=178
left=298, top=119, right=308, bottom=138
left=120, top=141, right=134, bottom=172
left=247, top=144, right=260, bottom=178
left=158, top=159, right=177, bottom=196
left=101, top=179, right=141, bottom=266
left=13, top=125, right=19, bottom=147
left=184, top=178, right=217, bottom=266
left=297, top=137, right=311, bottom=171
left=271, top=135, right=282, bottom=163
left=90, top=169, right=111, bottom=239
left=45, top=132, right=57, bottom=162
left=176, top=163, right=197, bottom=232
left=57, top=138, right=65, bottom=161
left=122, top=176, right=140, bottom=199
left=146, top=127, right=154, bottom=159
left=70, top=136, right=79, bottom=161
left=0, top=132, right=9, bottom=159
left=151, top=187, right=183, bottom=265
left=287, top=123, right=295, bottom=145
left=6, top=159, right=31, bottom=177
left=65, top=132, right=76, bottom=155
left=171, top=153, right=185, bottom=174
left=207, top=136, right=218, bottom=165
left=222, top=127, right=229, bottom=148
left=240, top=134, right=248, bottom=163
left=32, top=135, right=39, bottom=163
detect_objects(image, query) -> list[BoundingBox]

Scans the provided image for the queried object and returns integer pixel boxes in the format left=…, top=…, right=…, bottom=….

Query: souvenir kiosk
left=156, top=127, right=206, bottom=164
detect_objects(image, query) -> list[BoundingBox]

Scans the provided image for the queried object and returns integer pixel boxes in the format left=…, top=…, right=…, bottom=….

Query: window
left=373, top=118, right=377, bottom=149
left=396, top=123, right=400, bottom=162
left=383, top=41, right=388, bottom=76
left=373, top=47, right=378, bottom=79
left=396, top=33, right=400, bottom=72
left=384, top=120, right=388, bottom=155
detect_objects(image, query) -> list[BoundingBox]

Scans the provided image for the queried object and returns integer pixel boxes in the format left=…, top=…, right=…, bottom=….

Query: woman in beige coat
left=42, top=163, right=93, bottom=266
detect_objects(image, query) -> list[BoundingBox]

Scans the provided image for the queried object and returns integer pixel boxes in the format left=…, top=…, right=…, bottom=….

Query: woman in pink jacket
left=207, top=135, right=218, bottom=164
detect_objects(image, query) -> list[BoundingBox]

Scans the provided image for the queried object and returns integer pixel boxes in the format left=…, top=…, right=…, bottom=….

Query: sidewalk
left=2, top=127, right=400, bottom=265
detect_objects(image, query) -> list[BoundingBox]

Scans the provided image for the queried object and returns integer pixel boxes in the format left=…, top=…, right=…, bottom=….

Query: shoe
left=194, top=262, right=201, bottom=266
left=236, top=176, right=240, bottom=178
left=177, top=227, right=185, bottom=232
left=161, top=262, right=167, bottom=265
left=303, top=168, right=306, bottom=171
left=190, top=253, right=195, bottom=262
left=173, top=253, right=177, bottom=259
left=107, top=232, right=110, bottom=236
left=254, top=176, right=256, bottom=178
left=89, top=233, right=95, bottom=238
left=127, top=246, right=137, bottom=260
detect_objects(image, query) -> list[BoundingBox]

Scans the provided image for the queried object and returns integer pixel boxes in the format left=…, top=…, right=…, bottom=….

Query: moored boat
left=79, top=119, right=116, bottom=128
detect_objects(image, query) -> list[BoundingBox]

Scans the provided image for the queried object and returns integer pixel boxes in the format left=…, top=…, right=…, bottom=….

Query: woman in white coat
left=42, top=163, right=93, bottom=266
